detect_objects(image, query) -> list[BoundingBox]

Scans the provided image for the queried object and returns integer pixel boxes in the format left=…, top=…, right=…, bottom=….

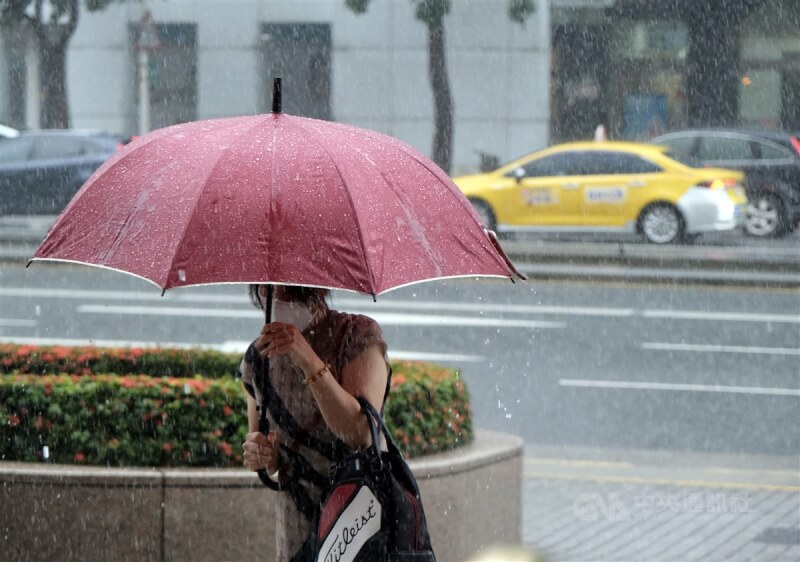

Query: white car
left=0, top=124, right=19, bottom=138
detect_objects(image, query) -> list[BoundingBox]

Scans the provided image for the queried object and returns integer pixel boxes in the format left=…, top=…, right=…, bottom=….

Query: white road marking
left=0, top=287, right=633, bottom=316
left=643, top=342, right=800, bottom=356
left=0, top=319, right=37, bottom=327
left=0, top=336, right=483, bottom=362
left=2, top=286, right=799, bottom=323
left=335, top=298, right=635, bottom=317
left=642, top=309, right=800, bottom=324
left=74, top=304, right=566, bottom=329
left=559, top=378, right=800, bottom=397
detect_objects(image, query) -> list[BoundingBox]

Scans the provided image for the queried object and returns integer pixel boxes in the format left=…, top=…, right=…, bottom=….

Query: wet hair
left=248, top=284, right=330, bottom=316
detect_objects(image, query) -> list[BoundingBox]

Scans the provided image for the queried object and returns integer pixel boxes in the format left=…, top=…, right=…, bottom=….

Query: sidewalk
left=522, top=446, right=800, bottom=562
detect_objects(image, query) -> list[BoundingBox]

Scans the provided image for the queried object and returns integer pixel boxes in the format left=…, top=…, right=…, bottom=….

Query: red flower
left=74, top=452, right=86, bottom=463
left=162, top=443, right=174, bottom=452
left=8, top=414, right=20, bottom=427
left=223, top=405, right=233, bottom=417
left=219, top=442, right=233, bottom=457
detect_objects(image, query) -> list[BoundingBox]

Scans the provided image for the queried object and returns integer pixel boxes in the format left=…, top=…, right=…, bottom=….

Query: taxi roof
left=548, top=141, right=669, bottom=154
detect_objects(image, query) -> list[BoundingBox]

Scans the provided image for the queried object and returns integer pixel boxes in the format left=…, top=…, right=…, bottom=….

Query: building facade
left=550, top=0, right=800, bottom=142
left=0, top=0, right=552, bottom=174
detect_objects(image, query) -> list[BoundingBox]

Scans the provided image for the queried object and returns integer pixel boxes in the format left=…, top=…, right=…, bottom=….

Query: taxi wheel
left=639, top=203, right=685, bottom=244
left=469, top=198, right=497, bottom=232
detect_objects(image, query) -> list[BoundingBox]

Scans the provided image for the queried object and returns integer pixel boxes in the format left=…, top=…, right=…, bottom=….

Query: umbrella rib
left=291, top=120, right=379, bottom=296
left=383, top=140, right=516, bottom=279
left=165, top=121, right=265, bottom=289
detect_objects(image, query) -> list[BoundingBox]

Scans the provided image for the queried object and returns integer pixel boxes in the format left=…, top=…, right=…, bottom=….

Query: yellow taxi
left=454, top=142, right=747, bottom=244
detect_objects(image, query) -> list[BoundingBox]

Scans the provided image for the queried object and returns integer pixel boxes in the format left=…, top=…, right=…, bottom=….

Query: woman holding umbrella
left=240, top=284, right=390, bottom=560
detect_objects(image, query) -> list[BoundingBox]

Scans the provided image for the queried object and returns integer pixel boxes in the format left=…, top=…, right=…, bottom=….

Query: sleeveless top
left=238, top=309, right=389, bottom=561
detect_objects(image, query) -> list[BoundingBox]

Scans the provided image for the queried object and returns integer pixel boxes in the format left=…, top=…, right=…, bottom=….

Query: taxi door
left=508, top=152, right=585, bottom=226
left=577, top=152, right=662, bottom=227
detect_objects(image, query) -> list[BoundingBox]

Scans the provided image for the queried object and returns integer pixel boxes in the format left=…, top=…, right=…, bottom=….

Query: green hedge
left=0, top=344, right=239, bottom=378
left=0, top=346, right=473, bottom=466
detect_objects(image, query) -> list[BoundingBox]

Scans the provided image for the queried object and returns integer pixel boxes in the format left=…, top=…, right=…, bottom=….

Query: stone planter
left=0, top=430, right=522, bottom=561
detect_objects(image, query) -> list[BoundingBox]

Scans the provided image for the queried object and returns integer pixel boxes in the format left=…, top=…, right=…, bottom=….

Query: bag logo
left=318, top=486, right=382, bottom=562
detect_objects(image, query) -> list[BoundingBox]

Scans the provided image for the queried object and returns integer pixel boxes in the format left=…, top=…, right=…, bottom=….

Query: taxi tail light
left=699, top=178, right=737, bottom=190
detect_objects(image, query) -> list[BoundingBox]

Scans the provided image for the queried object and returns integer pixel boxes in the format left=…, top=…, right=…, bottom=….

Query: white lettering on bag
left=318, top=486, right=382, bottom=562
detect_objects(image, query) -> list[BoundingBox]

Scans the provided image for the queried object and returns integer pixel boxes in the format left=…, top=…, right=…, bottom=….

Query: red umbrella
left=31, top=82, right=523, bottom=295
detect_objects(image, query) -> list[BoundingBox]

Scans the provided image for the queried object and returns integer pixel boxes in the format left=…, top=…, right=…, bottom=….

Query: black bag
left=245, top=342, right=434, bottom=561
left=312, top=397, right=436, bottom=562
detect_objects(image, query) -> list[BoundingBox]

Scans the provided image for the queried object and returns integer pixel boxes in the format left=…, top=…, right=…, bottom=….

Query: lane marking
left=0, top=319, right=37, bottom=327
left=524, top=471, right=800, bottom=492
left=3, top=286, right=798, bottom=323
left=525, top=457, right=634, bottom=469
left=524, top=457, right=800, bottom=480
left=0, top=336, right=482, bottom=362
left=643, top=342, right=800, bottom=356
left=75, top=305, right=566, bottom=329
left=0, top=288, right=635, bottom=316
left=559, top=378, right=800, bottom=397
left=643, top=309, right=800, bottom=324
left=336, top=298, right=635, bottom=318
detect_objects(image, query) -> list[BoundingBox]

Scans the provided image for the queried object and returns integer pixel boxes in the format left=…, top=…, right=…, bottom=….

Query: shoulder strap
left=356, top=396, right=403, bottom=459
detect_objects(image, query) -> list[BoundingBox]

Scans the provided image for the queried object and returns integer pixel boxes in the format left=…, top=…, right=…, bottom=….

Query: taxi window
left=589, top=152, right=662, bottom=174
left=522, top=153, right=579, bottom=177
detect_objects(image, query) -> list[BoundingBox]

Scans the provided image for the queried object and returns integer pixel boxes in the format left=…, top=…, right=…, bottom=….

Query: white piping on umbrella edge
left=26, top=257, right=519, bottom=297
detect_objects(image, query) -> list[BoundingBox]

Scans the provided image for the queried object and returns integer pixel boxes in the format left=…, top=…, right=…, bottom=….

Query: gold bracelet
left=304, top=363, right=330, bottom=386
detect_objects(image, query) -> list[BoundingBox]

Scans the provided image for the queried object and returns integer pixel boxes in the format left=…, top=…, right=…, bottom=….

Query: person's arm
left=247, top=392, right=259, bottom=433
left=304, top=344, right=388, bottom=450
left=257, top=321, right=388, bottom=450
left=242, top=379, right=281, bottom=476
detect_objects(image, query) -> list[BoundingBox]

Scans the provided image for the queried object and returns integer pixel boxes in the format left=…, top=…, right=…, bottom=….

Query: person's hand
left=242, top=430, right=280, bottom=473
left=256, top=322, right=323, bottom=376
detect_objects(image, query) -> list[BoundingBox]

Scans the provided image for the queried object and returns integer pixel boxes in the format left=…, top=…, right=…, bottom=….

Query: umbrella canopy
left=31, top=102, right=522, bottom=296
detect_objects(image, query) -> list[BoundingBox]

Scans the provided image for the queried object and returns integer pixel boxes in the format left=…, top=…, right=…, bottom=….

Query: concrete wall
left=0, top=429, right=523, bottom=562
left=3, top=0, right=550, bottom=174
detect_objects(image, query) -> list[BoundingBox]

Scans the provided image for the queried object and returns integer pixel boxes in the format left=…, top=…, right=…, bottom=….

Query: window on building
left=131, top=23, right=198, bottom=131
left=260, top=23, right=331, bottom=120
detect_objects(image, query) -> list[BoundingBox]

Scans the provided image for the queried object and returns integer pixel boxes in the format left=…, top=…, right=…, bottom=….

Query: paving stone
left=524, top=478, right=800, bottom=562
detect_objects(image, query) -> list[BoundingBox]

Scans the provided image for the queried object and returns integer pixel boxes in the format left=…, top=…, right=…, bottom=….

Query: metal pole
left=138, top=49, right=150, bottom=135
